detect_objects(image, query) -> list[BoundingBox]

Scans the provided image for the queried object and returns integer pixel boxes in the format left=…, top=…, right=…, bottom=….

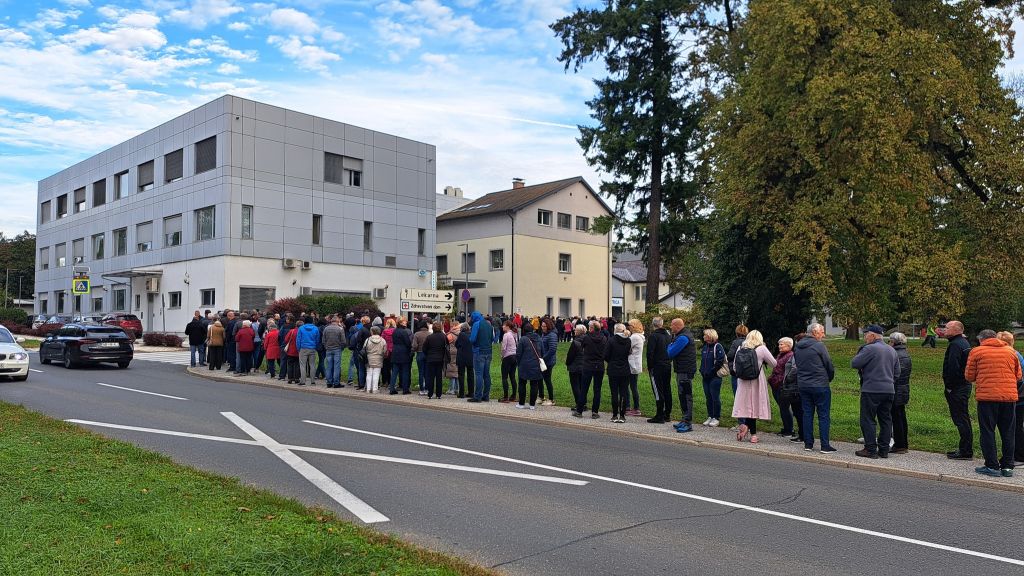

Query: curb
left=185, top=367, right=1024, bottom=495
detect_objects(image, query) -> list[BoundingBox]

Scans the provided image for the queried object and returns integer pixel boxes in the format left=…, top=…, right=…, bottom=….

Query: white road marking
left=96, top=382, right=188, bottom=401
left=66, top=419, right=260, bottom=446
left=29, top=369, right=43, bottom=373
left=221, top=412, right=389, bottom=525
left=133, top=351, right=192, bottom=366
left=303, top=419, right=1024, bottom=567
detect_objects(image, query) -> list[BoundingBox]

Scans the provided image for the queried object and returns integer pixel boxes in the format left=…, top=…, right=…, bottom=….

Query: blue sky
left=1, top=1, right=1022, bottom=236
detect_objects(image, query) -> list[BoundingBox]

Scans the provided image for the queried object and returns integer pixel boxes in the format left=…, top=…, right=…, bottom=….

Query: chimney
left=512, top=178, right=525, bottom=189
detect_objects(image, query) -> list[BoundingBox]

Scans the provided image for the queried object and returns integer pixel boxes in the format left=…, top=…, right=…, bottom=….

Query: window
left=164, top=214, right=182, bottom=247
left=461, top=252, right=476, bottom=274
left=113, top=228, right=128, bottom=256
left=558, top=253, right=572, bottom=273
left=385, top=256, right=397, bottom=267
left=363, top=221, right=372, bottom=251
left=559, top=298, right=571, bottom=318
left=312, top=214, right=321, bottom=245
left=436, top=255, right=448, bottom=274
left=490, top=296, right=504, bottom=315
left=72, top=238, right=84, bottom=264
left=347, top=167, right=362, bottom=187
left=557, top=212, right=571, bottom=229
left=576, top=216, right=589, bottom=231
left=136, top=221, right=153, bottom=252
left=195, top=206, right=215, bottom=241
left=579, top=299, right=585, bottom=317
left=165, top=149, right=183, bottom=182
left=537, top=209, right=551, bottom=226
left=73, top=295, right=81, bottom=313
left=114, top=170, right=129, bottom=200
left=634, top=285, right=647, bottom=301
left=92, top=296, right=103, bottom=313
left=242, top=206, right=254, bottom=240
left=195, top=136, right=216, bottom=174
left=200, top=289, right=216, bottom=307
left=546, top=297, right=553, bottom=316
left=55, top=243, right=66, bottom=267
left=134, top=294, right=141, bottom=310
left=113, top=288, right=126, bottom=311
left=324, top=153, right=363, bottom=186
left=56, top=290, right=66, bottom=313
left=56, top=194, right=68, bottom=218
left=40, top=200, right=51, bottom=224
left=239, top=287, right=275, bottom=311
left=73, top=187, right=86, bottom=213
left=39, top=297, right=48, bottom=315
left=168, top=291, right=182, bottom=309
left=93, top=179, right=106, bottom=207
left=489, top=249, right=504, bottom=271
left=138, top=160, right=154, bottom=191
left=39, top=247, right=49, bottom=270
left=418, top=228, right=426, bottom=256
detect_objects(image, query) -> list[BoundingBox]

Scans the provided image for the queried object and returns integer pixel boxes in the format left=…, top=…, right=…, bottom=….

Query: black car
left=39, top=324, right=134, bottom=369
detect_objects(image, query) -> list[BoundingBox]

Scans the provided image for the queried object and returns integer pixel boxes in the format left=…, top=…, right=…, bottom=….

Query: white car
left=0, top=326, right=30, bottom=381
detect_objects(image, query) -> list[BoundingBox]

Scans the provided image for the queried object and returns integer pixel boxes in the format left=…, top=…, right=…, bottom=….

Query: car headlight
left=9, top=352, right=28, bottom=361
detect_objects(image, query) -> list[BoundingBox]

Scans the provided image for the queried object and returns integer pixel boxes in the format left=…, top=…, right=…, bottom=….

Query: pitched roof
left=612, top=259, right=666, bottom=283
left=436, top=176, right=612, bottom=222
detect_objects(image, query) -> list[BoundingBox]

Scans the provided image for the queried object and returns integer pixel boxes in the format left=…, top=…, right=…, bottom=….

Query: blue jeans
left=356, top=358, right=367, bottom=388
left=190, top=343, right=206, bottom=367
left=416, top=351, right=426, bottom=390
left=347, top=349, right=359, bottom=383
left=390, top=361, right=411, bottom=392
left=800, top=387, right=832, bottom=449
left=473, top=353, right=493, bottom=400
left=701, top=373, right=722, bottom=420
left=325, top=348, right=342, bottom=386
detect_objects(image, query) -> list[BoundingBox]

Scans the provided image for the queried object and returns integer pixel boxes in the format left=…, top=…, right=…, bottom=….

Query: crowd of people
left=183, top=310, right=1024, bottom=479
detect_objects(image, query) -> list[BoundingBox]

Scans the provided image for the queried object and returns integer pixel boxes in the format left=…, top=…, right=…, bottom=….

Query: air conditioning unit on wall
left=145, top=278, right=160, bottom=292
left=372, top=287, right=386, bottom=300
left=301, top=261, right=312, bottom=270
left=282, top=258, right=299, bottom=269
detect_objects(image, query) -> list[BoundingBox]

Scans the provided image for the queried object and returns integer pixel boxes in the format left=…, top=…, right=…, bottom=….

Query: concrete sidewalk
left=186, top=366, right=1024, bottom=494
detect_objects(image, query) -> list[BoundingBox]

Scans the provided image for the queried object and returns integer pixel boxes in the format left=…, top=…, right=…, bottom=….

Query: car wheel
left=117, top=361, right=130, bottom=369
left=12, top=375, right=27, bottom=382
left=63, top=352, right=75, bottom=369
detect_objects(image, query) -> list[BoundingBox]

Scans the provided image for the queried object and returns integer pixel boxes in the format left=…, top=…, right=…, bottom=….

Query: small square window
left=489, top=249, right=504, bottom=271
left=537, top=209, right=551, bottom=226
left=557, top=212, right=571, bottom=229
left=576, top=216, right=590, bottom=231
left=461, top=252, right=476, bottom=274
left=200, top=288, right=216, bottom=307
left=164, top=214, right=182, bottom=247
left=385, top=255, right=396, bottom=267
left=168, top=291, right=182, bottom=309
left=92, top=296, right=104, bottom=313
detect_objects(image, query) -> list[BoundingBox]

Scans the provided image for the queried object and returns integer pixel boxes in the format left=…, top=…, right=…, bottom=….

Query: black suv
left=39, top=324, right=134, bottom=369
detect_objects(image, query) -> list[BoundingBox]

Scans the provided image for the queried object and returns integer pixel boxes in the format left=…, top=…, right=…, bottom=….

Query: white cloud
left=321, top=26, right=346, bottom=45
left=184, top=36, right=258, bottom=61
left=267, top=35, right=340, bottom=72
left=58, top=0, right=92, bottom=6
left=166, top=0, right=245, bottom=29
left=0, top=27, right=33, bottom=45
left=24, top=8, right=82, bottom=32
left=420, top=52, right=456, bottom=73
left=227, top=21, right=250, bottom=31
left=63, top=11, right=168, bottom=53
left=267, top=8, right=318, bottom=36
left=217, top=62, right=240, bottom=74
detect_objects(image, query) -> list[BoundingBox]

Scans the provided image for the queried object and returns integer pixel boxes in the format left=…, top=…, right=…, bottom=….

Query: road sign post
left=400, top=288, right=455, bottom=302
left=400, top=300, right=454, bottom=314
left=72, top=276, right=91, bottom=295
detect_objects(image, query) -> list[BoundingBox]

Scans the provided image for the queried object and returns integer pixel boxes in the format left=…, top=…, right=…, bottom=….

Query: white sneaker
left=528, top=405, right=536, bottom=410
left=703, top=417, right=713, bottom=426
left=709, top=419, right=720, bottom=427
left=542, top=400, right=554, bottom=406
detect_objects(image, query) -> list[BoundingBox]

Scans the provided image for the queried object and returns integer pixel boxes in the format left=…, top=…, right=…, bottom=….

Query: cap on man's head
left=865, top=324, right=884, bottom=336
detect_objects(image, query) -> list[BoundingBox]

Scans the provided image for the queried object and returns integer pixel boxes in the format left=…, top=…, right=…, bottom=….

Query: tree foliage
left=0, top=231, right=36, bottom=303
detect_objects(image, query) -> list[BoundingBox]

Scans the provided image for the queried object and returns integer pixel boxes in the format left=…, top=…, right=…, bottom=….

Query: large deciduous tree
left=708, top=0, right=1024, bottom=333
left=0, top=231, right=36, bottom=304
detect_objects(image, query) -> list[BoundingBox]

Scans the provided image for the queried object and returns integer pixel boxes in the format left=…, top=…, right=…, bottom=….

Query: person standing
left=346, top=316, right=362, bottom=385
left=730, top=330, right=776, bottom=443
left=577, top=321, right=608, bottom=419
left=322, top=316, right=347, bottom=388
left=727, top=324, right=749, bottom=397
left=390, top=317, right=413, bottom=395
left=922, top=322, right=938, bottom=348
left=263, top=320, right=280, bottom=379
left=645, top=318, right=673, bottom=424
left=994, top=332, right=1024, bottom=466
left=699, top=329, right=726, bottom=427
left=966, top=329, right=1021, bottom=477
left=296, top=316, right=320, bottom=386
left=185, top=311, right=207, bottom=368
left=223, top=310, right=237, bottom=372
left=277, top=314, right=294, bottom=381
left=538, top=318, right=558, bottom=405
left=851, top=325, right=900, bottom=459
left=284, top=320, right=301, bottom=383
left=888, top=332, right=913, bottom=454
left=353, top=316, right=371, bottom=390
left=667, top=318, right=697, bottom=432
left=768, top=337, right=801, bottom=440
left=605, top=323, right=633, bottom=423
left=500, top=321, right=519, bottom=403
left=566, top=325, right=586, bottom=415
left=625, top=319, right=645, bottom=417
left=207, top=320, right=225, bottom=370
left=363, top=326, right=387, bottom=394
left=422, top=321, right=448, bottom=399
left=942, top=320, right=974, bottom=459
left=793, top=323, right=838, bottom=454
left=515, top=323, right=544, bottom=410
left=234, top=320, right=256, bottom=376
left=412, top=319, right=430, bottom=395
left=470, top=311, right=495, bottom=402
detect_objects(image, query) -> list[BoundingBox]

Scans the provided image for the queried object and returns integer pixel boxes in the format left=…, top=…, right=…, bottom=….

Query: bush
left=142, top=333, right=183, bottom=347
left=1, top=321, right=38, bottom=337
left=0, top=308, right=28, bottom=325
left=266, top=296, right=382, bottom=321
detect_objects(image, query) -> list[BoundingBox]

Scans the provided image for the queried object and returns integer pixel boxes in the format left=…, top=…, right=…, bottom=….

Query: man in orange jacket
left=965, top=329, right=1023, bottom=478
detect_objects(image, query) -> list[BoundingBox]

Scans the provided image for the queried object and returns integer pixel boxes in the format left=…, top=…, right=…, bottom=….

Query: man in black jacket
left=667, top=318, right=697, bottom=431
left=185, top=311, right=207, bottom=367
left=576, top=321, right=607, bottom=419
left=223, top=310, right=236, bottom=373
left=942, top=320, right=974, bottom=460
left=646, top=317, right=673, bottom=423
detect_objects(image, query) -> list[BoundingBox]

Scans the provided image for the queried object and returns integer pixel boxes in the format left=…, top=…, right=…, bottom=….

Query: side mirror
left=16, top=337, right=25, bottom=343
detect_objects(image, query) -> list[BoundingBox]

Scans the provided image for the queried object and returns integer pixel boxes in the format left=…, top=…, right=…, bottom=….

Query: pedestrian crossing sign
left=72, top=278, right=90, bottom=294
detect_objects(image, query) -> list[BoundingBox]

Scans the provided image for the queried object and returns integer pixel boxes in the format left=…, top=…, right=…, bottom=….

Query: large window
left=55, top=243, right=66, bottom=267
left=138, top=160, right=154, bottom=192
left=92, top=179, right=106, bottom=207
left=312, top=214, right=322, bottom=245
left=165, top=149, right=183, bottom=182
left=73, top=187, right=86, bottom=213
left=56, top=291, right=65, bottom=313
left=114, top=170, right=129, bottom=200
left=325, top=153, right=363, bottom=187
left=634, top=285, right=647, bottom=301
left=72, top=238, right=84, bottom=264
left=195, top=136, right=216, bottom=174
left=576, top=216, right=589, bottom=232
left=92, top=233, right=105, bottom=260
left=113, top=228, right=127, bottom=256
left=537, top=209, right=551, bottom=226
left=363, top=221, right=372, bottom=251
left=436, top=255, right=448, bottom=274
left=113, top=288, right=126, bottom=311
left=461, top=252, right=476, bottom=274
left=558, top=253, right=572, bottom=274
left=164, top=214, right=182, bottom=247
left=195, top=206, right=215, bottom=241
left=557, top=212, right=571, bottom=229
left=56, top=194, right=68, bottom=218
left=418, top=228, right=426, bottom=256
left=200, top=288, right=216, bottom=307
left=489, top=249, right=504, bottom=271
left=242, top=205, right=253, bottom=240
left=39, top=247, right=48, bottom=270
left=40, top=200, right=51, bottom=224
left=136, top=221, right=153, bottom=252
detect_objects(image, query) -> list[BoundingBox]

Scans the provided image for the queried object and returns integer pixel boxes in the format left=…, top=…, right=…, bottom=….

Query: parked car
left=30, top=314, right=49, bottom=329
left=102, top=314, right=143, bottom=339
left=38, top=324, right=133, bottom=369
left=45, top=315, right=74, bottom=327
left=73, top=315, right=105, bottom=324
left=0, top=325, right=30, bottom=381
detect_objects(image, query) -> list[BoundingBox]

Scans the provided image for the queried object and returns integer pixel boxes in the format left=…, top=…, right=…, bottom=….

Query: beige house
left=611, top=255, right=691, bottom=320
left=435, top=177, right=613, bottom=317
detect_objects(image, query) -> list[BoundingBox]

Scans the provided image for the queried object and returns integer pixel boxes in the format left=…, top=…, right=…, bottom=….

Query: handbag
left=715, top=343, right=730, bottom=378
left=528, top=338, right=547, bottom=372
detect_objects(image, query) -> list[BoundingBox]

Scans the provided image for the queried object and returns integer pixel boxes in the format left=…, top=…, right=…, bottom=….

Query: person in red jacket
left=966, top=329, right=1023, bottom=478
left=284, top=320, right=302, bottom=383
left=234, top=320, right=256, bottom=376
left=263, top=321, right=281, bottom=378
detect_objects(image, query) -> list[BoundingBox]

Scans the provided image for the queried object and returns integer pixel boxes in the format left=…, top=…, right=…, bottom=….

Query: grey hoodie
left=792, top=337, right=835, bottom=389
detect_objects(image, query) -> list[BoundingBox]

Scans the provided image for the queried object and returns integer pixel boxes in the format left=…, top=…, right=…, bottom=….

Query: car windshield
left=87, top=328, right=127, bottom=338
left=0, top=329, right=15, bottom=344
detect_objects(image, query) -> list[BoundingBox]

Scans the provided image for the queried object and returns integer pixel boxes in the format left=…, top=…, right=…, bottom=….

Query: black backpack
left=733, top=347, right=761, bottom=380
left=782, top=356, right=799, bottom=400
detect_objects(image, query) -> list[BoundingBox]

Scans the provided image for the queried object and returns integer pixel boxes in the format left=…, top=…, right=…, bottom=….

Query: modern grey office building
left=35, top=95, right=437, bottom=333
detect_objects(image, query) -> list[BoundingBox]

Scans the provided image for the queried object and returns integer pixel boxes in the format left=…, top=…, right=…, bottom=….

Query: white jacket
left=628, top=333, right=645, bottom=375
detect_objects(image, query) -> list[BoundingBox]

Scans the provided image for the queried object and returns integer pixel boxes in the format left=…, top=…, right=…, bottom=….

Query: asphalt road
left=3, top=357, right=1023, bottom=576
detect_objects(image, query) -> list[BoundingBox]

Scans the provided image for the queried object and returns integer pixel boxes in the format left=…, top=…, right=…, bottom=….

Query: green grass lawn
left=0, top=402, right=495, bottom=576
left=362, top=337, right=1020, bottom=456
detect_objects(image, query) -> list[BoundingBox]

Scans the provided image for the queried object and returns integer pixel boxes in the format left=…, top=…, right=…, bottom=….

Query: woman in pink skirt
left=731, top=329, right=777, bottom=443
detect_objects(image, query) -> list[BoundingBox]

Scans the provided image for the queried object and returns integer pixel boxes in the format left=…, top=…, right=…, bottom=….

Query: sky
left=1, top=1, right=1023, bottom=237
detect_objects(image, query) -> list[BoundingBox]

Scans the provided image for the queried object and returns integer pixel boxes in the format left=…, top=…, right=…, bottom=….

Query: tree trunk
left=646, top=16, right=666, bottom=312
left=845, top=322, right=859, bottom=340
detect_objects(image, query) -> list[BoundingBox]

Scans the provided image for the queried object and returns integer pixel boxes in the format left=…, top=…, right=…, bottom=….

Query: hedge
left=0, top=308, right=28, bottom=325
left=141, top=333, right=184, bottom=347
left=266, top=295, right=382, bottom=320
